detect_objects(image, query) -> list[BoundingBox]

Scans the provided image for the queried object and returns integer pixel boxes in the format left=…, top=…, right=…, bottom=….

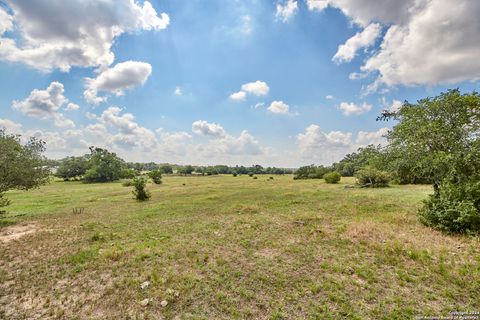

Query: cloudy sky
left=0, top=0, right=479, bottom=167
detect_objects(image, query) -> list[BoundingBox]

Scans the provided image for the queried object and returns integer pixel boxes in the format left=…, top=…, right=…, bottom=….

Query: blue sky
left=1, top=0, right=479, bottom=166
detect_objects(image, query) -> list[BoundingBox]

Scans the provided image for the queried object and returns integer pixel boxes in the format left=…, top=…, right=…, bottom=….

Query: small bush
left=0, top=193, right=11, bottom=214
left=119, top=168, right=138, bottom=179
left=232, top=173, right=238, bottom=177
left=355, top=166, right=390, bottom=187
left=253, top=176, right=258, bottom=180
left=148, top=169, right=162, bottom=184
left=294, top=165, right=329, bottom=180
left=324, top=171, right=341, bottom=184
left=248, top=173, right=254, bottom=177
left=418, top=182, right=480, bottom=233
left=122, top=180, right=133, bottom=187
left=132, top=177, right=151, bottom=201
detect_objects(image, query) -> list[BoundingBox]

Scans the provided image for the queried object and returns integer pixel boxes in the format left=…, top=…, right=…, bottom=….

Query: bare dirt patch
left=0, top=224, right=38, bottom=243
left=343, top=221, right=391, bottom=244
left=254, top=248, right=279, bottom=260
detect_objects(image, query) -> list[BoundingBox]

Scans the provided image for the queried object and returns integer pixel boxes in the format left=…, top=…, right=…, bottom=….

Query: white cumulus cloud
left=388, top=100, right=402, bottom=113
left=297, top=124, right=391, bottom=164
left=267, top=100, right=294, bottom=115
left=0, top=0, right=169, bottom=72
left=174, top=86, right=182, bottom=96
left=241, top=80, right=270, bottom=96
left=0, top=7, right=13, bottom=35
left=333, top=23, right=381, bottom=63
left=230, top=80, right=269, bottom=102
left=12, top=81, right=75, bottom=128
left=0, top=118, right=23, bottom=133
left=84, top=61, right=152, bottom=105
left=96, top=106, right=157, bottom=149
left=192, top=120, right=227, bottom=138
left=65, top=103, right=80, bottom=111
left=211, top=130, right=263, bottom=156
left=308, top=0, right=480, bottom=89
left=276, top=0, right=299, bottom=22
left=339, top=101, right=372, bottom=116
left=306, top=0, right=330, bottom=11
left=297, top=124, right=353, bottom=163
left=230, top=91, right=247, bottom=102
left=356, top=127, right=389, bottom=146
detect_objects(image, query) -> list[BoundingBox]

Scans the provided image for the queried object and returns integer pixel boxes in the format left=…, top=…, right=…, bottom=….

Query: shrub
left=232, top=173, right=238, bottom=177
left=253, top=176, right=258, bottom=179
left=355, top=166, right=390, bottom=187
left=0, top=193, right=10, bottom=214
left=148, top=169, right=162, bottom=184
left=132, top=177, right=151, bottom=201
left=324, top=171, right=341, bottom=184
left=119, top=168, right=138, bottom=179
left=294, top=165, right=329, bottom=180
left=418, top=182, right=480, bottom=233
left=122, top=180, right=133, bottom=187
left=248, top=173, right=254, bottom=177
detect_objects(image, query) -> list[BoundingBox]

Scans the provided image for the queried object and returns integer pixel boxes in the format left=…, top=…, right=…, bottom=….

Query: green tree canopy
left=332, top=145, right=386, bottom=177
left=380, top=89, right=480, bottom=196
left=83, top=147, right=125, bottom=183
left=178, top=165, right=194, bottom=175
left=0, top=130, right=50, bottom=211
left=55, top=156, right=89, bottom=180
left=294, top=165, right=330, bottom=180
left=159, top=164, right=173, bottom=174
left=380, top=89, right=480, bottom=232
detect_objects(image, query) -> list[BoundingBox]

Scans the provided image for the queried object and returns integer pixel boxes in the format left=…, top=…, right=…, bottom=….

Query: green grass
left=1, top=175, right=479, bottom=319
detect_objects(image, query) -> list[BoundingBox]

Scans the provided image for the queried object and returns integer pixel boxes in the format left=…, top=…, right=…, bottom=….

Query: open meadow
left=1, top=175, right=479, bottom=319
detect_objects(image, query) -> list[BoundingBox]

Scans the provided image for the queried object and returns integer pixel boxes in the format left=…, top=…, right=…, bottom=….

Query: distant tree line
left=123, top=163, right=293, bottom=176
left=190, top=164, right=293, bottom=176
left=54, top=149, right=294, bottom=182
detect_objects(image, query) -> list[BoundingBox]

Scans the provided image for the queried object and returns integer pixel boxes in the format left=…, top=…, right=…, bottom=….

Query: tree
left=236, top=165, right=248, bottom=175
left=380, top=89, right=480, bottom=196
left=56, top=156, right=89, bottom=180
left=293, top=165, right=329, bottom=180
left=119, top=168, right=138, bottom=179
left=132, top=176, right=151, bottom=201
left=148, top=169, right=162, bottom=184
left=179, top=165, right=194, bottom=175
left=83, top=147, right=125, bottom=183
left=380, top=89, right=480, bottom=232
left=332, top=145, right=386, bottom=177
left=0, top=130, right=50, bottom=212
left=143, top=162, right=159, bottom=171
left=205, top=167, right=218, bottom=176
left=214, top=165, right=230, bottom=174
left=159, top=164, right=173, bottom=174
left=249, top=164, right=264, bottom=174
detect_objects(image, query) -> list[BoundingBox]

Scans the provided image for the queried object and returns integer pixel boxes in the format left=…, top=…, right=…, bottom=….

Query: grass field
left=1, top=175, right=479, bottom=319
